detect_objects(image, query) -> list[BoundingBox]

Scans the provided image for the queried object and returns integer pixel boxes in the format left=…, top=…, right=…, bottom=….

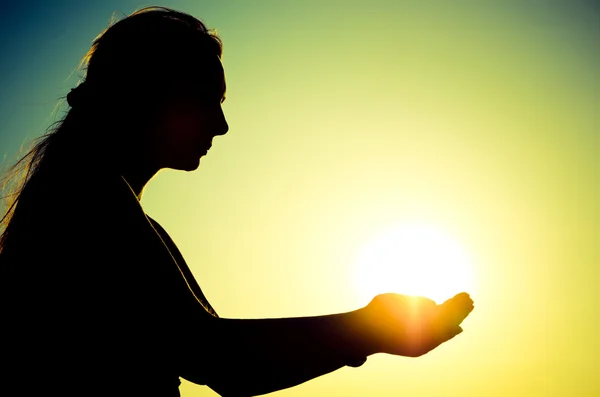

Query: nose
left=218, top=120, right=229, bottom=136
left=214, top=109, right=228, bottom=137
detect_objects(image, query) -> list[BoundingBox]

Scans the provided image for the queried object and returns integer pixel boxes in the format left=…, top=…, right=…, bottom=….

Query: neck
left=120, top=163, right=161, bottom=201
left=105, top=133, right=162, bottom=201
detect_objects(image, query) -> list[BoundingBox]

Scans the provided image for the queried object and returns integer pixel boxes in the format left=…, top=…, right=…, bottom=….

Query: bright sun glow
left=355, top=223, right=475, bottom=304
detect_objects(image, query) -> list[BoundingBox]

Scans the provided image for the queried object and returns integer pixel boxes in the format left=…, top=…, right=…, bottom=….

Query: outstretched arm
left=181, top=293, right=473, bottom=397
left=183, top=309, right=370, bottom=396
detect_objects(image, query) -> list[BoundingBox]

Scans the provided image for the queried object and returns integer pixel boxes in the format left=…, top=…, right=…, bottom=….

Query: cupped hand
left=362, top=292, right=474, bottom=357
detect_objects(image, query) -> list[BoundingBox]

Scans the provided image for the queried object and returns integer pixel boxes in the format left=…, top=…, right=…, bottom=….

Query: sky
left=1, top=1, right=599, bottom=396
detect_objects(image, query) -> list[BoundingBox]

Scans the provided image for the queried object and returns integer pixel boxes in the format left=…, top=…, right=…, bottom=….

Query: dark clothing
left=0, top=171, right=214, bottom=395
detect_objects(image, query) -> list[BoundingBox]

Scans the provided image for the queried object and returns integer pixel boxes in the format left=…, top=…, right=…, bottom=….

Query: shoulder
left=32, top=169, right=140, bottom=223
left=5, top=171, right=137, bottom=251
left=36, top=172, right=163, bottom=269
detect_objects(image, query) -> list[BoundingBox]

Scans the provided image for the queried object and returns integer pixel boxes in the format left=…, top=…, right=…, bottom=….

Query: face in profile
left=149, top=59, right=229, bottom=171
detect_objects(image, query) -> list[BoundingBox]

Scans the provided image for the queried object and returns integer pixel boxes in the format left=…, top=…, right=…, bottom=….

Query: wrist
left=351, top=306, right=381, bottom=357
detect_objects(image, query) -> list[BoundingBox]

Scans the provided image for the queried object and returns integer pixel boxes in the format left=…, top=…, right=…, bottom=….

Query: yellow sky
left=1, top=2, right=597, bottom=396
left=137, top=3, right=599, bottom=396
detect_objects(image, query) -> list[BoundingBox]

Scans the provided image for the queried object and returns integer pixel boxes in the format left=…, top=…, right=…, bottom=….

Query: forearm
left=185, top=308, right=375, bottom=396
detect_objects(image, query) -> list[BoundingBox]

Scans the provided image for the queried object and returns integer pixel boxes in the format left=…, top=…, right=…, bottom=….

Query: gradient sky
left=1, top=1, right=599, bottom=396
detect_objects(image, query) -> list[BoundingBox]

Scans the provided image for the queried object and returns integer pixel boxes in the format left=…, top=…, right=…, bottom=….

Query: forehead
left=172, top=56, right=225, bottom=99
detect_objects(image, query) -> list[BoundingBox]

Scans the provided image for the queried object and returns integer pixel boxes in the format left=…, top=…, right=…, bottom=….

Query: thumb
left=439, top=325, right=463, bottom=342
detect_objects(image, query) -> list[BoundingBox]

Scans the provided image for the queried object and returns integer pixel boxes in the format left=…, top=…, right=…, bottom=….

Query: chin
left=184, top=161, right=201, bottom=172
left=171, top=158, right=201, bottom=172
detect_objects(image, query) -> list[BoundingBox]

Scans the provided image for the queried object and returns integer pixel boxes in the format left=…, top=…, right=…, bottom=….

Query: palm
left=365, top=292, right=474, bottom=357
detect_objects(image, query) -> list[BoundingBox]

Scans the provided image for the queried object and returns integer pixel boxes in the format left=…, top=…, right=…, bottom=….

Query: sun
left=354, top=222, right=475, bottom=304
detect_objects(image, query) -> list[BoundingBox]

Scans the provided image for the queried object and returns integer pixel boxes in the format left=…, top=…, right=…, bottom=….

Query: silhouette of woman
left=0, top=6, right=474, bottom=396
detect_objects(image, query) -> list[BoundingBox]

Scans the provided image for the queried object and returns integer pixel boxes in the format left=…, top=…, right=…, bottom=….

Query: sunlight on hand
left=354, top=222, right=476, bottom=304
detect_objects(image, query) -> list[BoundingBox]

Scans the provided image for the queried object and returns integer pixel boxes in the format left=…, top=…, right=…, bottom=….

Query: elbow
left=179, top=317, right=289, bottom=396
left=207, top=381, right=247, bottom=397
left=201, top=363, right=288, bottom=397
left=203, top=373, right=262, bottom=397
left=202, top=365, right=276, bottom=397
left=181, top=362, right=254, bottom=397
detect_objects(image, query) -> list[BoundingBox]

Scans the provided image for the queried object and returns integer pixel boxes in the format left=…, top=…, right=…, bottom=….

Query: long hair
left=0, top=6, right=223, bottom=252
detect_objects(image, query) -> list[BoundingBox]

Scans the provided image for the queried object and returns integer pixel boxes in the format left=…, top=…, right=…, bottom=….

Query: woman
left=0, top=6, right=474, bottom=396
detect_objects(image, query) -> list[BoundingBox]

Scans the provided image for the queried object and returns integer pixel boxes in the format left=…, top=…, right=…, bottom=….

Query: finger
left=453, top=292, right=471, bottom=300
left=440, top=303, right=473, bottom=326
left=442, top=292, right=474, bottom=312
left=437, top=299, right=474, bottom=326
left=448, top=292, right=474, bottom=306
left=436, top=325, right=464, bottom=344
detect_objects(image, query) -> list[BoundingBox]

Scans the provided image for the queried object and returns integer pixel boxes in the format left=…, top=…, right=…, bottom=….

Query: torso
left=0, top=171, right=214, bottom=395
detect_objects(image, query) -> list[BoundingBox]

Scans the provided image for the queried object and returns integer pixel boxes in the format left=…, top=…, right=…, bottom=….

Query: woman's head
left=69, top=6, right=229, bottom=170
left=1, top=6, right=228, bottom=249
